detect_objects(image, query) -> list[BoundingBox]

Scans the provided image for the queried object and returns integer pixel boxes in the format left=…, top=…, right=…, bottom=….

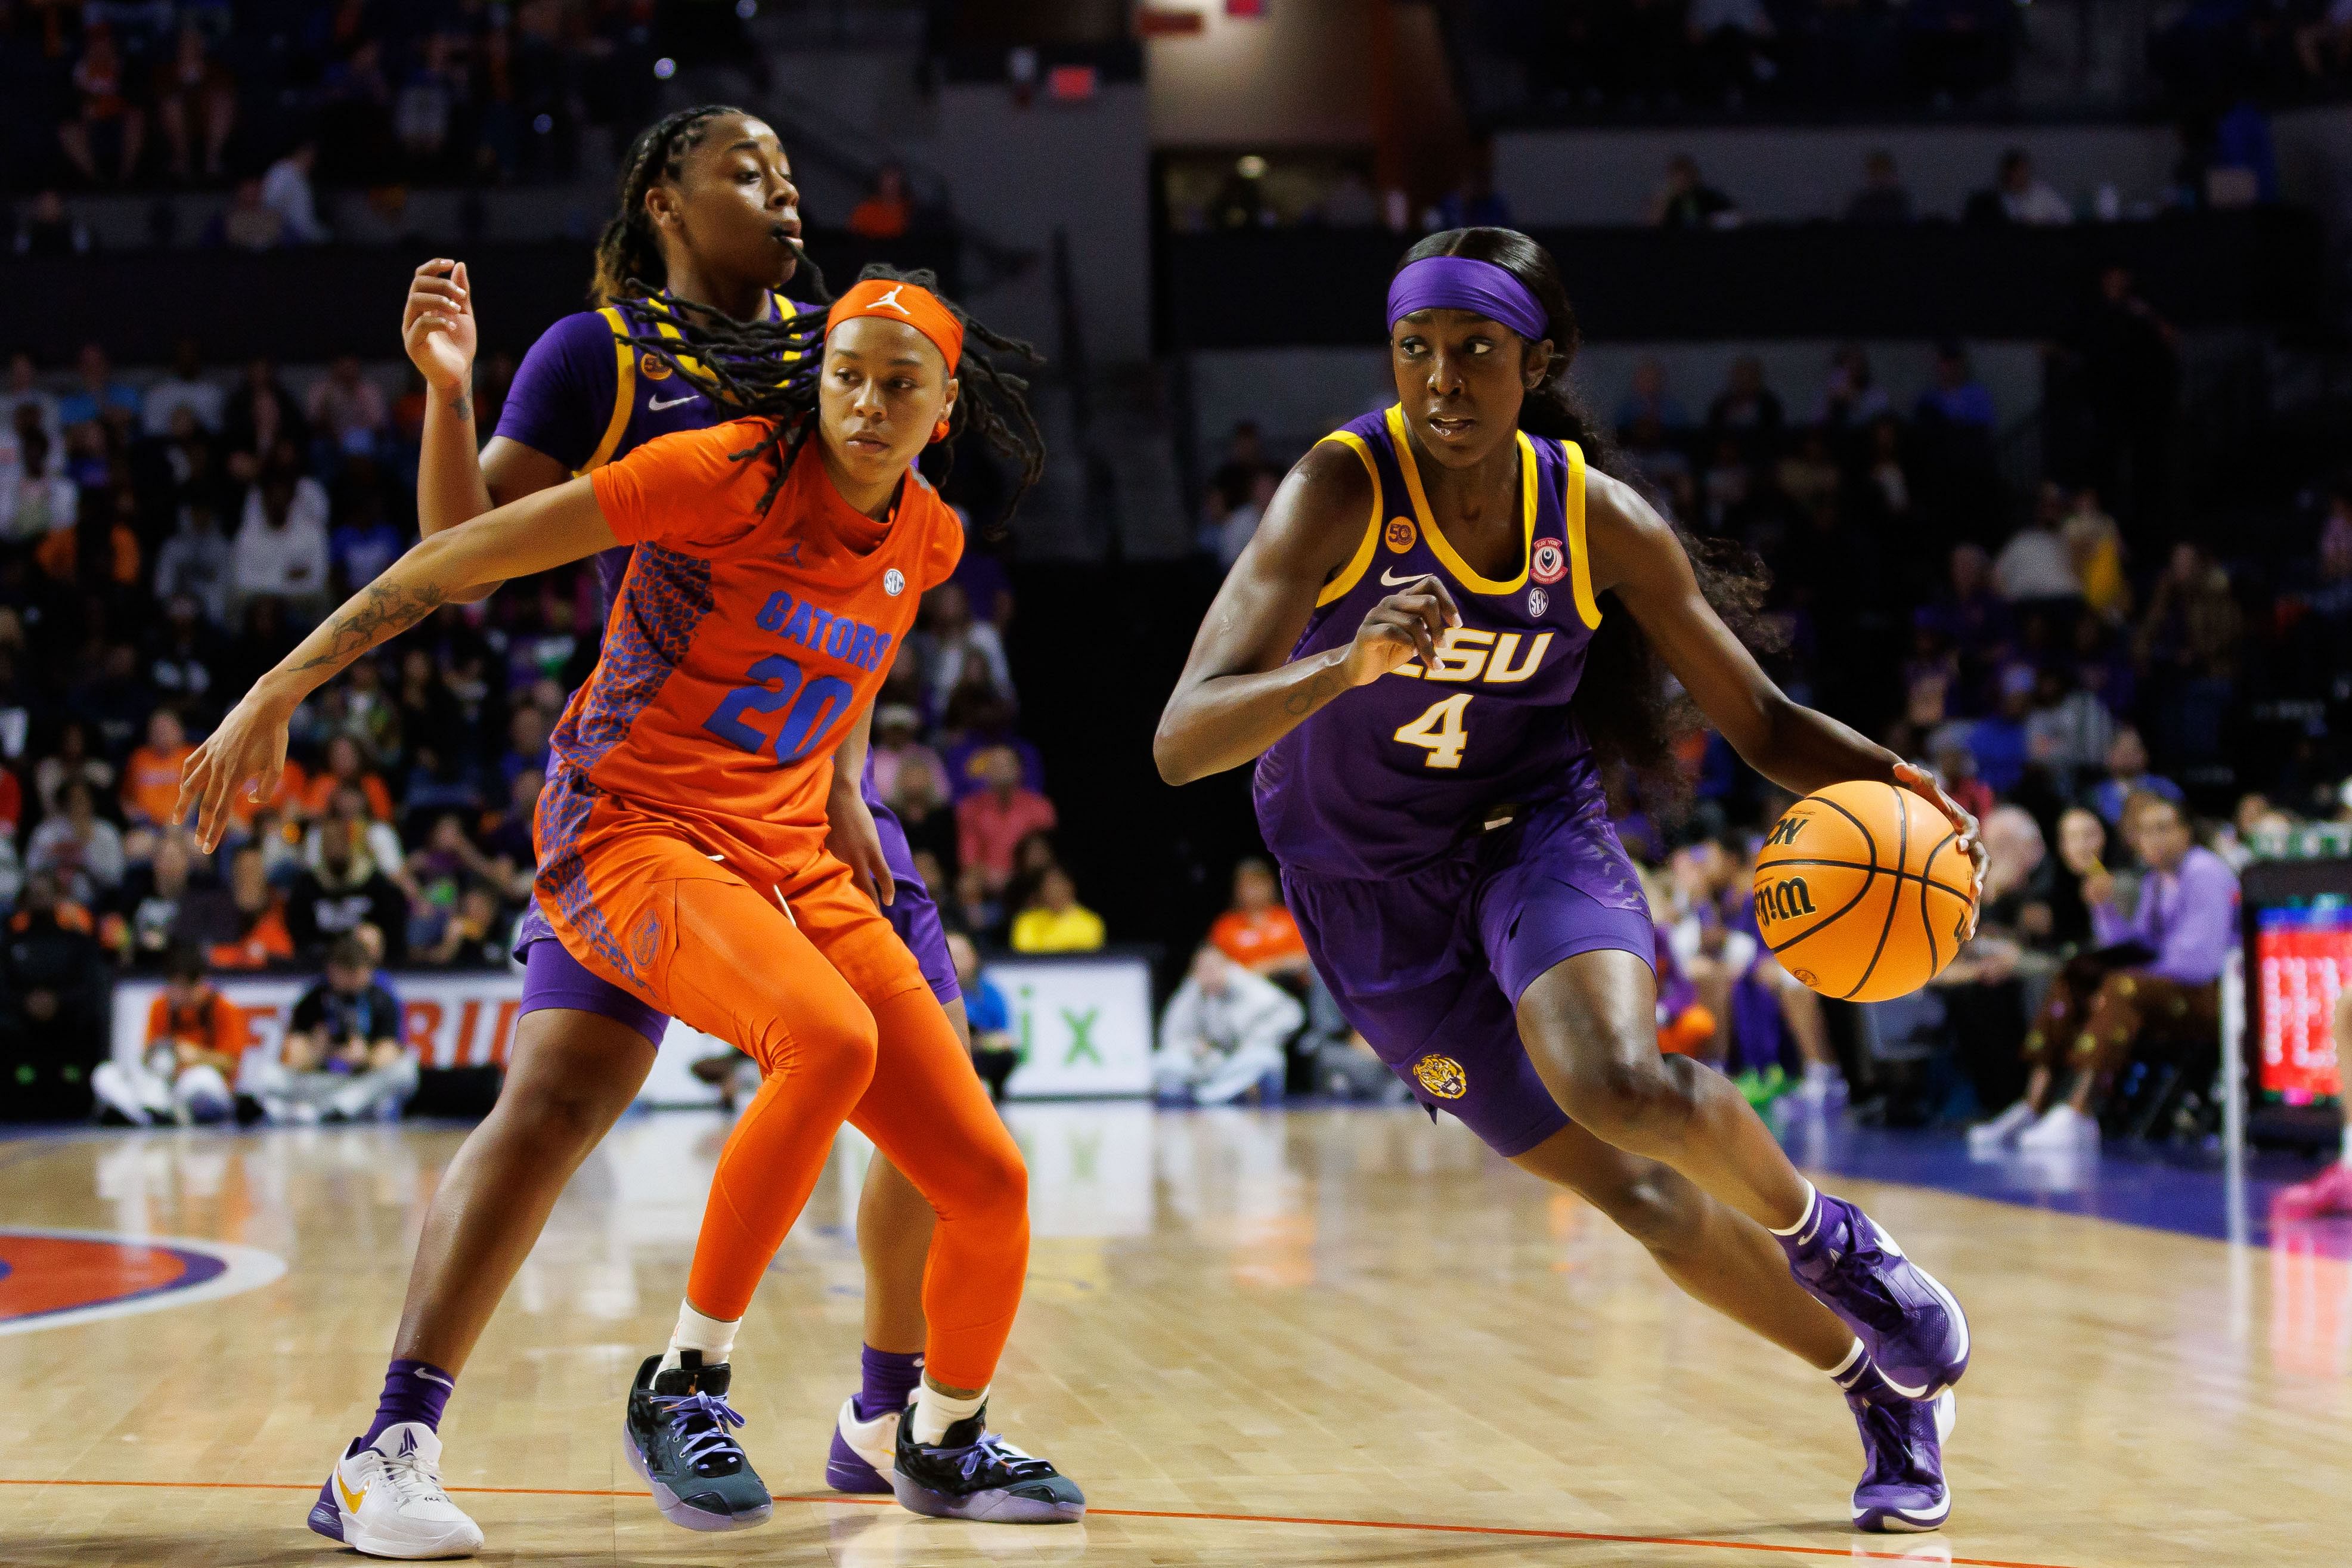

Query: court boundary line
left=0, top=1477, right=2075, bottom=1567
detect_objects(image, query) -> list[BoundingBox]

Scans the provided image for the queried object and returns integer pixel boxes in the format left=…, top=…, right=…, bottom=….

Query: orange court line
left=0, top=1475, right=2076, bottom=1567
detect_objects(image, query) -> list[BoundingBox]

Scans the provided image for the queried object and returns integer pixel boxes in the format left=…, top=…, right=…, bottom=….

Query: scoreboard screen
left=2254, top=900, right=2350, bottom=1101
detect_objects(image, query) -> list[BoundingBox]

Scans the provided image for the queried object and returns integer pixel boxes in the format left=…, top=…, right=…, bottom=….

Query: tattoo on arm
left=288, top=581, right=449, bottom=676
left=451, top=394, right=472, bottom=422
left=1281, top=662, right=1346, bottom=717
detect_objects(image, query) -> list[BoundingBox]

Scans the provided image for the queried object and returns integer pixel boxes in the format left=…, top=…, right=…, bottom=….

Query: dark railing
left=0, top=231, right=959, bottom=364
left=1051, top=225, right=1120, bottom=558
left=1157, top=210, right=2328, bottom=350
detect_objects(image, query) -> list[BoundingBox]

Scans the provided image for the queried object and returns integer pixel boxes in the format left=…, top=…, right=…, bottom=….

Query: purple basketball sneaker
left=1780, top=1190, right=1969, bottom=1400
left=826, top=1396, right=897, bottom=1493
left=1840, top=1352, right=1955, bottom=1532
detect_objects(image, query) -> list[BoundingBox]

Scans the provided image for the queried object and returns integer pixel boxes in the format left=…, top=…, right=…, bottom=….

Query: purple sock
left=854, top=1346, right=924, bottom=1423
left=362, top=1359, right=455, bottom=1445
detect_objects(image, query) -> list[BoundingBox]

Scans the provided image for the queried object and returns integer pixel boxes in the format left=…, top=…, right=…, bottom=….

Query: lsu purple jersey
left=1254, top=404, right=1606, bottom=879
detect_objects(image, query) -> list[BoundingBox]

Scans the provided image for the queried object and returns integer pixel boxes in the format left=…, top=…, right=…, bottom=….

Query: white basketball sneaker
left=308, top=1422, right=485, bottom=1559
left=825, top=1396, right=900, bottom=1493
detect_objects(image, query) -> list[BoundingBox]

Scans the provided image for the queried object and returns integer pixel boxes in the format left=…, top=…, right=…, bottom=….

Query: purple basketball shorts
left=1282, top=792, right=1655, bottom=1157
left=513, top=797, right=959, bottom=1044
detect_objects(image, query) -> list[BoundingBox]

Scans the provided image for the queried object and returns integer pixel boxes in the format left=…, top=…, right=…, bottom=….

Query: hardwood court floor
left=1, top=1104, right=2346, bottom=1567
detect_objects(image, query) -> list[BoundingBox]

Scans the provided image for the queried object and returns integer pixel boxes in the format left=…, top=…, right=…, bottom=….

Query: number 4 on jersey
left=1393, top=693, right=1472, bottom=769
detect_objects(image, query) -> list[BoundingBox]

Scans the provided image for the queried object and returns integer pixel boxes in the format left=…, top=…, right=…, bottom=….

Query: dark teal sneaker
left=622, top=1352, right=773, bottom=1532
left=891, top=1402, right=1085, bottom=1523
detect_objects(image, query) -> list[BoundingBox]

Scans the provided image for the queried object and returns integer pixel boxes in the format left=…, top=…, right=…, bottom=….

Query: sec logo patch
left=884, top=568, right=906, bottom=597
left=1384, top=516, right=1417, bottom=553
left=639, top=352, right=674, bottom=381
left=1530, top=537, right=1567, bottom=584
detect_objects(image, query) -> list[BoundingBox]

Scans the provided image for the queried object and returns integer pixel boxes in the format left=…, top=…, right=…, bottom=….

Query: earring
left=931, top=416, right=952, bottom=444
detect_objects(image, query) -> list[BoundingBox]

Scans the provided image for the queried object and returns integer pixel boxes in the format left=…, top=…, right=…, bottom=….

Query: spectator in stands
left=1208, top=857, right=1310, bottom=979
left=58, top=24, right=147, bottom=184
left=257, top=935, right=417, bottom=1124
left=120, top=709, right=193, bottom=830
left=1812, top=345, right=1891, bottom=432
left=329, top=492, right=405, bottom=591
left=11, top=191, right=94, bottom=258
left=1649, top=154, right=1737, bottom=228
left=1972, top=792, right=2236, bottom=1152
left=1214, top=470, right=1276, bottom=568
left=153, top=497, right=236, bottom=628
left=1211, top=421, right=1273, bottom=513
left=233, top=451, right=331, bottom=619
left=2062, top=488, right=2129, bottom=621
left=2025, top=667, right=2117, bottom=795
left=208, top=178, right=286, bottom=252
left=916, top=581, right=1014, bottom=712
left=27, top=780, right=126, bottom=907
left=2080, top=268, right=2180, bottom=524
left=2, top=352, right=60, bottom=449
left=1011, top=867, right=1104, bottom=954
left=1964, top=668, right=2036, bottom=795
left=152, top=22, right=237, bottom=183
left=0, top=429, right=76, bottom=543
left=308, top=355, right=390, bottom=460
left=34, top=722, right=113, bottom=819
left=57, top=344, right=140, bottom=435
left=957, top=745, right=1058, bottom=893
left=141, top=336, right=222, bottom=436
left=1968, top=148, right=2071, bottom=225
left=1615, top=357, right=1690, bottom=434
left=1685, top=0, right=1778, bottom=103
left=415, top=884, right=512, bottom=969
left=286, top=815, right=409, bottom=965
left=395, top=33, right=465, bottom=173
left=1845, top=150, right=1914, bottom=224
left=869, top=705, right=945, bottom=805
left=223, top=361, right=309, bottom=468
left=95, top=944, right=244, bottom=1126
left=3, top=872, right=111, bottom=1088
left=2085, top=726, right=2183, bottom=827
left=953, top=862, right=1005, bottom=943
left=122, top=831, right=200, bottom=962
left=1153, top=943, right=1303, bottom=1106
left=1707, top=355, right=1784, bottom=457
left=262, top=142, right=330, bottom=243
left=888, top=758, right=959, bottom=883
left=949, top=932, right=1021, bottom=1102
left=204, top=842, right=294, bottom=970
left=1916, top=342, right=1996, bottom=427
left=1991, top=490, right=2082, bottom=602
left=848, top=163, right=914, bottom=239
left=308, top=784, right=407, bottom=898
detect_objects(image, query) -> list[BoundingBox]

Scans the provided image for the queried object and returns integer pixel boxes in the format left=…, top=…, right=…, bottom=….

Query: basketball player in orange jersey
left=182, top=269, right=1084, bottom=1546
left=277, top=107, right=1001, bottom=1561
left=1157, top=227, right=1984, bottom=1533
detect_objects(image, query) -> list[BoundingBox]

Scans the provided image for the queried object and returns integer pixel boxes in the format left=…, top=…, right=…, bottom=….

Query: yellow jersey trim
left=1560, top=438, right=1602, bottom=630
left=578, top=305, right=636, bottom=474
left=1384, top=404, right=1535, bottom=596
left=1313, top=430, right=1384, bottom=608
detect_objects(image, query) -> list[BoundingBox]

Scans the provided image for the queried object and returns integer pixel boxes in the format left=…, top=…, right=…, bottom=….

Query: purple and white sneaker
left=1842, top=1356, right=1956, bottom=1533
left=826, top=1396, right=897, bottom=1493
left=1780, top=1190, right=1969, bottom=1400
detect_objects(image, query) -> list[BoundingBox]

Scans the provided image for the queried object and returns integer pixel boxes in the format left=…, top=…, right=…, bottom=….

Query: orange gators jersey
left=545, top=417, right=961, bottom=868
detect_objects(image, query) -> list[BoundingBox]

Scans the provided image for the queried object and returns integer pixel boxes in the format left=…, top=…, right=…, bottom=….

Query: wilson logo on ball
left=1753, top=876, right=1817, bottom=925
left=1764, top=814, right=1809, bottom=847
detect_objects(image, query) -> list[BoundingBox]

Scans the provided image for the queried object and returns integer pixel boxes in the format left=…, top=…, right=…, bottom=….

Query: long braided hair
left=591, top=105, right=778, bottom=305
left=1396, top=227, right=1777, bottom=804
left=618, top=263, right=1048, bottom=529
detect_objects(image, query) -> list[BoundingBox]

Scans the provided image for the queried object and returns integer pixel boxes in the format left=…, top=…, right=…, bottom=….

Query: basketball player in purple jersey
left=1157, top=228, right=1983, bottom=1534
left=308, top=107, right=986, bottom=1559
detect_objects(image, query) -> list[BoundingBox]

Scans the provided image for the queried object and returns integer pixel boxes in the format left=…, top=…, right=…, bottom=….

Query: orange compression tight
left=640, top=864, right=1030, bottom=1394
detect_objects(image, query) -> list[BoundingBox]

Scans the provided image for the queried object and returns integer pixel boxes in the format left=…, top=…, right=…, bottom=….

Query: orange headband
left=824, top=279, right=963, bottom=373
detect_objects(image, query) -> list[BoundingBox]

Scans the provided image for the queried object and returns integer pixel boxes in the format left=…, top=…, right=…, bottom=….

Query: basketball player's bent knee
left=1563, top=1053, right=1702, bottom=1149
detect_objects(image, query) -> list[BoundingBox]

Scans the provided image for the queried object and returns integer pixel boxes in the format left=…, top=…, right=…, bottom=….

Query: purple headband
left=1385, top=256, right=1548, bottom=342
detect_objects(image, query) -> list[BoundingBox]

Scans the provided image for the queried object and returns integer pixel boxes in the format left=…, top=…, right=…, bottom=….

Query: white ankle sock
left=909, top=1380, right=987, bottom=1445
left=1766, top=1179, right=1819, bottom=1237
left=660, top=1300, right=740, bottom=1371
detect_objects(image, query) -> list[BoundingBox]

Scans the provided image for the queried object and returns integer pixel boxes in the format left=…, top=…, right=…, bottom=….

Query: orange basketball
left=1750, top=780, right=1976, bottom=1003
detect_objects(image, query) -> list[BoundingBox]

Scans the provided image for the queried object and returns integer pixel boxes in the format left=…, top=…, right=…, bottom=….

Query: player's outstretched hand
left=1894, top=760, right=1987, bottom=939
left=404, top=258, right=477, bottom=393
left=826, top=780, right=896, bottom=909
left=177, top=689, right=295, bottom=855
left=1341, top=572, right=1462, bottom=687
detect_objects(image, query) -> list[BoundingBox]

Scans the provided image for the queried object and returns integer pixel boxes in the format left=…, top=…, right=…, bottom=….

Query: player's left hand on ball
left=825, top=784, right=895, bottom=907
left=1894, top=760, right=1985, bottom=939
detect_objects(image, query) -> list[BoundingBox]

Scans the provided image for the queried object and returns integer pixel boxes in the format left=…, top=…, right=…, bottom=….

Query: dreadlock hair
left=591, top=104, right=817, bottom=305
left=1396, top=227, right=1778, bottom=807
left=613, top=263, right=1048, bottom=531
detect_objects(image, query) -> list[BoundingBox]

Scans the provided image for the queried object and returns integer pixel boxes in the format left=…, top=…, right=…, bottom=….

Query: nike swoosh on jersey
left=647, top=393, right=699, bottom=411
left=1380, top=568, right=1437, bottom=588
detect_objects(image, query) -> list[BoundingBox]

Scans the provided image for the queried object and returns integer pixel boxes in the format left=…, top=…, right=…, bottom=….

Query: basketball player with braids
left=286, top=107, right=1056, bottom=1558
left=1157, top=228, right=1986, bottom=1534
